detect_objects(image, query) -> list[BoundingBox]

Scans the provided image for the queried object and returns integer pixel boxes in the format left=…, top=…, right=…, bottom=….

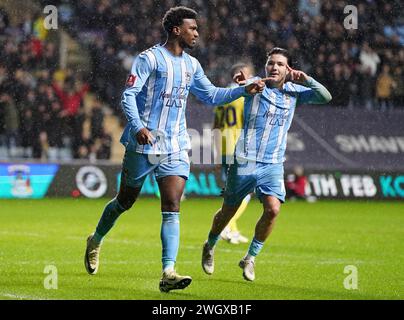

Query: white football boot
left=201, top=241, right=215, bottom=275
left=239, top=258, right=255, bottom=281
left=159, top=270, right=192, bottom=293
left=84, top=234, right=101, bottom=275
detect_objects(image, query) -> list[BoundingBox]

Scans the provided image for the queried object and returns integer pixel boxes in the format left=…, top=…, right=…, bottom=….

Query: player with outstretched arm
left=84, top=6, right=264, bottom=293
left=202, top=47, right=332, bottom=281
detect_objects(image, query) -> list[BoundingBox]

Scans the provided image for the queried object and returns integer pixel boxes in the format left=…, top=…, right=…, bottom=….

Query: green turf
left=0, top=198, right=403, bottom=300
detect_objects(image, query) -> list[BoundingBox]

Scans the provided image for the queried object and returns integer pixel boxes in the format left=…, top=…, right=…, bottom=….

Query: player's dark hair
left=162, top=6, right=197, bottom=34
left=267, top=47, right=293, bottom=67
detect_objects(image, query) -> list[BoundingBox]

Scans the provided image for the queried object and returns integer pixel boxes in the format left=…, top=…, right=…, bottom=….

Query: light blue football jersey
left=235, top=78, right=331, bottom=163
left=120, top=44, right=246, bottom=154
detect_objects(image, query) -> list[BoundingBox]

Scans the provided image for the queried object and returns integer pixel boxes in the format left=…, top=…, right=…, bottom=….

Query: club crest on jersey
left=126, top=74, right=137, bottom=87
left=185, top=72, right=192, bottom=84
left=285, top=94, right=291, bottom=105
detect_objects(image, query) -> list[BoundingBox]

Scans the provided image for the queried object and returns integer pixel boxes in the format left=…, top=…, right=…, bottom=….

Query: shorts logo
left=126, top=74, right=137, bottom=87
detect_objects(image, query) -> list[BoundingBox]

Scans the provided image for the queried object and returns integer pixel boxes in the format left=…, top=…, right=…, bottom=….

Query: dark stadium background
left=0, top=0, right=403, bottom=200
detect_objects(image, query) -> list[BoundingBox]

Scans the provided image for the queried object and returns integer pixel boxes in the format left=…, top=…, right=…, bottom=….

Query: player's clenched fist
left=245, top=79, right=265, bottom=94
left=233, top=69, right=265, bottom=94
left=136, top=127, right=154, bottom=145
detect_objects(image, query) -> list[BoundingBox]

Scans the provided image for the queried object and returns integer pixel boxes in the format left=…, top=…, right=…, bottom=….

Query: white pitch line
left=0, top=292, right=55, bottom=300
left=66, top=236, right=380, bottom=262
left=0, top=231, right=46, bottom=238
left=316, top=259, right=366, bottom=265
left=67, top=236, right=250, bottom=253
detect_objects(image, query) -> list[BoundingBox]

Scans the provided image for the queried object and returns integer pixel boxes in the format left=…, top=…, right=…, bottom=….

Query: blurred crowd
left=62, top=0, right=403, bottom=111
left=0, top=6, right=111, bottom=160
left=1, top=0, right=403, bottom=160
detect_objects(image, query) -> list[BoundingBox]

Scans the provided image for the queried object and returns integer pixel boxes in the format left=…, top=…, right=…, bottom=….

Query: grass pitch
left=0, top=198, right=403, bottom=300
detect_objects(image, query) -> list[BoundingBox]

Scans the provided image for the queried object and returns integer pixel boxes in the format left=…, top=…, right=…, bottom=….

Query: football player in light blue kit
left=84, top=6, right=264, bottom=293
left=202, top=47, right=332, bottom=281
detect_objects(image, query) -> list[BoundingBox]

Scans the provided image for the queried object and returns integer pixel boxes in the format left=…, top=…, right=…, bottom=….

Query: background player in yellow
left=213, top=62, right=254, bottom=244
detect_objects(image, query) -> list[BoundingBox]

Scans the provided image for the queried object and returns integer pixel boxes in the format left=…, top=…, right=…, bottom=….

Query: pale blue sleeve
left=296, top=77, right=332, bottom=106
left=121, top=54, right=154, bottom=134
left=190, top=60, right=246, bottom=106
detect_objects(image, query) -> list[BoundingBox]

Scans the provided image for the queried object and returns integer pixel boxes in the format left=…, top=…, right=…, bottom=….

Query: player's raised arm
left=121, top=54, right=155, bottom=145
left=286, top=65, right=332, bottom=105
left=190, top=60, right=264, bottom=106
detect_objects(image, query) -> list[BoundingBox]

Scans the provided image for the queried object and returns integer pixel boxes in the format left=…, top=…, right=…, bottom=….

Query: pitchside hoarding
left=0, top=163, right=59, bottom=198
left=0, top=162, right=402, bottom=200
left=0, top=106, right=403, bottom=200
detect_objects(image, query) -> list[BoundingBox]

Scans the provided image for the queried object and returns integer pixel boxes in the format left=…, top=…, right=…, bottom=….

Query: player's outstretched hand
left=287, top=65, right=309, bottom=84
left=245, top=79, right=265, bottom=95
left=136, top=128, right=154, bottom=145
left=233, top=69, right=247, bottom=85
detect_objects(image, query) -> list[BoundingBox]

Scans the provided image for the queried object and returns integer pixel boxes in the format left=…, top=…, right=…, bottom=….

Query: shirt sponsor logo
left=160, top=86, right=188, bottom=108
left=263, top=109, right=290, bottom=126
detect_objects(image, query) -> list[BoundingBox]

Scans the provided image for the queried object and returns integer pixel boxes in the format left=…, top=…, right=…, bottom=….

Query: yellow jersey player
left=213, top=62, right=254, bottom=244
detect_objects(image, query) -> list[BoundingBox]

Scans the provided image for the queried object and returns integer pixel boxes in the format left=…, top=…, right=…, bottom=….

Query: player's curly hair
left=267, top=47, right=293, bottom=67
left=162, top=6, right=197, bottom=34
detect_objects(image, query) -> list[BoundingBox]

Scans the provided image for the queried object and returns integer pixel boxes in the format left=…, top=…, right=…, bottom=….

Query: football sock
left=245, top=237, right=264, bottom=261
left=93, top=197, right=126, bottom=243
left=161, top=212, right=180, bottom=271
left=228, top=194, right=251, bottom=232
left=207, top=231, right=220, bottom=248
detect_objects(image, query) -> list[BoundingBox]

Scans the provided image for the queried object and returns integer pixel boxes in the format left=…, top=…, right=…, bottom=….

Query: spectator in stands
left=286, top=166, right=315, bottom=202
left=0, top=93, right=19, bottom=157
left=94, top=129, right=112, bottom=160
left=0, top=7, right=9, bottom=33
left=32, top=103, right=51, bottom=159
left=360, top=66, right=376, bottom=111
left=329, top=63, right=350, bottom=107
left=52, top=78, right=89, bottom=158
left=298, top=0, right=321, bottom=17
left=19, top=90, right=37, bottom=158
left=0, top=9, right=113, bottom=160
left=376, top=65, right=397, bottom=111
left=41, top=42, right=58, bottom=72
left=90, top=99, right=105, bottom=141
left=65, top=0, right=403, bottom=113
left=392, top=66, right=404, bottom=108
left=1, top=0, right=404, bottom=161
left=52, top=78, right=89, bottom=118
left=93, top=44, right=121, bottom=108
left=47, top=100, right=65, bottom=159
left=77, top=131, right=92, bottom=160
left=359, top=43, right=381, bottom=78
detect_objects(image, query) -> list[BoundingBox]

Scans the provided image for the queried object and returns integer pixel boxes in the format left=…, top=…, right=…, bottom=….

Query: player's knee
left=161, top=199, right=180, bottom=212
left=117, top=192, right=137, bottom=211
left=221, top=204, right=238, bottom=219
left=263, top=204, right=281, bottom=220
